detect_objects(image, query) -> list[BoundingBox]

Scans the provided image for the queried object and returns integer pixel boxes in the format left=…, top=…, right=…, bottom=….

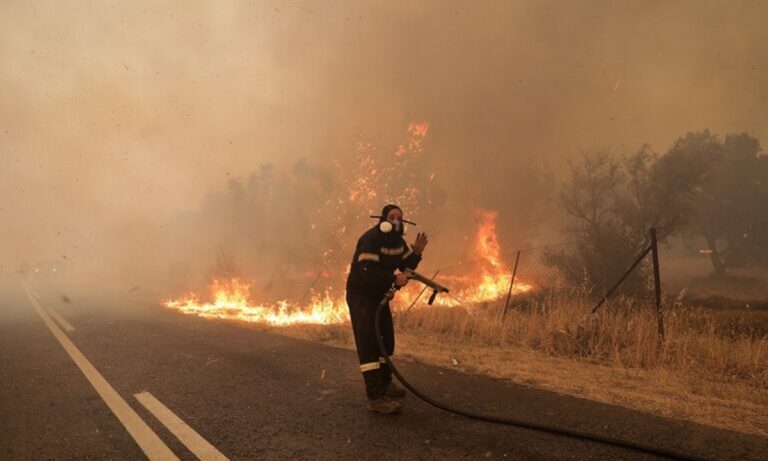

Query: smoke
left=1, top=1, right=766, bottom=291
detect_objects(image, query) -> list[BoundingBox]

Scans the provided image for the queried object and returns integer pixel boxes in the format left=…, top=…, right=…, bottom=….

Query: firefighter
left=346, top=204, right=428, bottom=414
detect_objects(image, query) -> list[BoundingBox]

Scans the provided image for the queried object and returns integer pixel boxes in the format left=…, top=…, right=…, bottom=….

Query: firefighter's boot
left=367, top=396, right=402, bottom=414
left=385, top=380, right=406, bottom=398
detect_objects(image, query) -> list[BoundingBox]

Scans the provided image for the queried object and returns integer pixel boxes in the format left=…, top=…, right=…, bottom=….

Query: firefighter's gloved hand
left=394, top=273, right=409, bottom=288
left=412, top=232, right=429, bottom=255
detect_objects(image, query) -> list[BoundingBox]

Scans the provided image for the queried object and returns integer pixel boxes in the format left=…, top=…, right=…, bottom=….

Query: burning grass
left=161, top=168, right=766, bottom=434
left=164, top=278, right=348, bottom=326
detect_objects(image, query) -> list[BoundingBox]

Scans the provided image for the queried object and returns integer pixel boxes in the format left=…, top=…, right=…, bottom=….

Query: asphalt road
left=2, top=279, right=766, bottom=460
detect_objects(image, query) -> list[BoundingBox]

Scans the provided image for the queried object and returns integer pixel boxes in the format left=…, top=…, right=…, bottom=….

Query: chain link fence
left=397, top=229, right=664, bottom=339
left=247, top=229, right=665, bottom=339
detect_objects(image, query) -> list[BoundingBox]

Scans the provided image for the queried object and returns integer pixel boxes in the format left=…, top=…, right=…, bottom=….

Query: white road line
left=22, top=282, right=179, bottom=461
left=47, top=307, right=75, bottom=332
left=135, top=392, right=229, bottom=461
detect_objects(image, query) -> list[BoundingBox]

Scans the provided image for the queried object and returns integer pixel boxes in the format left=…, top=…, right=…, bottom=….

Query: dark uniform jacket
left=346, top=226, right=422, bottom=299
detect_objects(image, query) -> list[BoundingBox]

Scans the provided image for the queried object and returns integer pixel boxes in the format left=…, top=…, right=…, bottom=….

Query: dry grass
left=397, top=292, right=768, bottom=388
left=278, top=291, right=768, bottom=437
left=392, top=332, right=768, bottom=438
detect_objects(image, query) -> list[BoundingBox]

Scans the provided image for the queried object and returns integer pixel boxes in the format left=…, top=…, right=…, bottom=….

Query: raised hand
left=412, top=232, right=429, bottom=255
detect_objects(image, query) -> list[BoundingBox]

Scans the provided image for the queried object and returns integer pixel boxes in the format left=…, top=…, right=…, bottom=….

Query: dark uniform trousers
left=346, top=290, right=395, bottom=399
left=345, top=225, right=421, bottom=399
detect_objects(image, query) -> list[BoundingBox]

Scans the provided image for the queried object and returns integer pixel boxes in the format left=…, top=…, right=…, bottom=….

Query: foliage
left=681, top=131, right=768, bottom=274
left=556, top=145, right=704, bottom=291
left=558, top=130, right=768, bottom=280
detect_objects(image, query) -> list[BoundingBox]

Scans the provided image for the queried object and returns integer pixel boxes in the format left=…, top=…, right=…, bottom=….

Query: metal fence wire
left=278, top=229, right=664, bottom=339
left=401, top=229, right=664, bottom=340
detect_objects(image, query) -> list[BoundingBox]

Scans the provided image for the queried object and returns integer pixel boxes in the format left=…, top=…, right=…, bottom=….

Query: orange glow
left=164, top=278, right=348, bottom=326
left=431, top=210, right=533, bottom=307
left=163, top=124, right=534, bottom=326
left=164, top=210, right=534, bottom=324
left=475, top=209, right=502, bottom=267
left=395, top=121, right=429, bottom=157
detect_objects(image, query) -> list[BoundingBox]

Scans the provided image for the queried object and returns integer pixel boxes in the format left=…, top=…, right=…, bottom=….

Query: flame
left=164, top=210, right=534, bottom=324
left=164, top=278, right=348, bottom=326
left=395, top=122, right=429, bottom=156
left=475, top=210, right=502, bottom=268
left=163, top=124, right=534, bottom=326
left=430, top=210, right=533, bottom=307
left=473, top=210, right=533, bottom=299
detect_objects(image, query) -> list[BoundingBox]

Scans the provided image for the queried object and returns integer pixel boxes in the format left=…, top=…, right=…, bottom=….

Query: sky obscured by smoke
left=2, top=0, right=766, bottom=288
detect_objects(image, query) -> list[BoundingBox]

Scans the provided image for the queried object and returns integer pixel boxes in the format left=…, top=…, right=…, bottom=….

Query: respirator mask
left=371, top=204, right=415, bottom=240
left=379, top=219, right=404, bottom=236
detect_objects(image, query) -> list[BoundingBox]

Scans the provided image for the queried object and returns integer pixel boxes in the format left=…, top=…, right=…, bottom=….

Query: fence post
left=650, top=228, right=665, bottom=343
left=502, top=251, right=521, bottom=321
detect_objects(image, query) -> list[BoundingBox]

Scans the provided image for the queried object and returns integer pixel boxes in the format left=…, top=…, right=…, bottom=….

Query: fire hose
left=374, top=272, right=707, bottom=461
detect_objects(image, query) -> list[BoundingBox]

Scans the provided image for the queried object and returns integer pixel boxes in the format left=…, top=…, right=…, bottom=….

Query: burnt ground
left=1, top=280, right=767, bottom=460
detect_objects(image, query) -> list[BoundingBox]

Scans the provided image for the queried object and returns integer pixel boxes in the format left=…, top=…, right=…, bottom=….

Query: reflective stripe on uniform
left=360, top=362, right=381, bottom=372
left=379, top=356, right=390, bottom=363
left=358, top=253, right=380, bottom=262
left=380, top=246, right=405, bottom=256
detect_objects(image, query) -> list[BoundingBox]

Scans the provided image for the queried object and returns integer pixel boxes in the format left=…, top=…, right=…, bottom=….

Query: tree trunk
left=705, top=235, right=726, bottom=277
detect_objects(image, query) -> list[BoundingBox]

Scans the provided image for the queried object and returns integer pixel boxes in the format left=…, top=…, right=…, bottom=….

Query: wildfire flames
left=164, top=279, right=347, bottom=326
left=163, top=209, right=533, bottom=325
left=427, top=210, right=533, bottom=308
left=163, top=124, right=533, bottom=325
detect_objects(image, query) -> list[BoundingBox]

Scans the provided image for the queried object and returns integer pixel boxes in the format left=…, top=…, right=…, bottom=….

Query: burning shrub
left=208, top=246, right=242, bottom=281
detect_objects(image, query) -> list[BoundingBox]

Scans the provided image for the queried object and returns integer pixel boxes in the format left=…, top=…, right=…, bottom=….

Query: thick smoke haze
left=2, top=1, right=767, bottom=291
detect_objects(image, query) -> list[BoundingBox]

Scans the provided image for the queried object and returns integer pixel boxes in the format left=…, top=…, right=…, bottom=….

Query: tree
left=560, top=150, right=625, bottom=251
left=558, top=130, right=768, bottom=282
left=682, top=131, right=768, bottom=275
left=557, top=150, right=642, bottom=293
left=556, top=146, right=704, bottom=293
